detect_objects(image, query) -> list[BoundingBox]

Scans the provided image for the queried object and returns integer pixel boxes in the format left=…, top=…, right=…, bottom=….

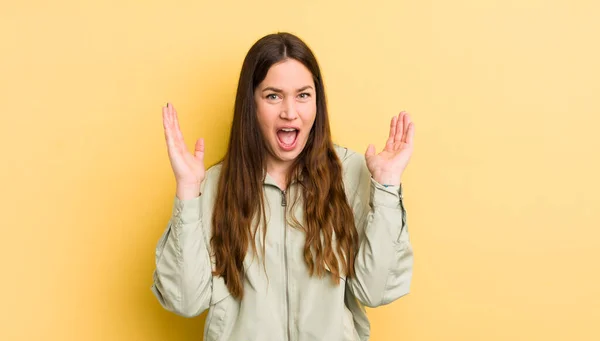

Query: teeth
left=281, top=128, right=297, bottom=132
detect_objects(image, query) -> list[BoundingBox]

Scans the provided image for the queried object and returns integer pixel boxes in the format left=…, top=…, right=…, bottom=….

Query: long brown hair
left=210, top=32, right=358, bottom=299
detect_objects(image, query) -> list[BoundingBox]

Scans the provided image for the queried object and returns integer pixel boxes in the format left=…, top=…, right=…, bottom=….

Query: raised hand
left=162, top=103, right=205, bottom=200
left=365, top=111, right=415, bottom=186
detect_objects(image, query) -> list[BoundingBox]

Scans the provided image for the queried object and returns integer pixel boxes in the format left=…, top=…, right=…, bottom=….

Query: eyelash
left=266, top=93, right=311, bottom=100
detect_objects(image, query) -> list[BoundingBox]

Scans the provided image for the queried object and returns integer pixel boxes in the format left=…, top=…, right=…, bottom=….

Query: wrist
left=176, top=183, right=201, bottom=200
left=373, top=174, right=401, bottom=187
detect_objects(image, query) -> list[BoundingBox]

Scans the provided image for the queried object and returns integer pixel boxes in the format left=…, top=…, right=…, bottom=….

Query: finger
left=365, top=144, right=376, bottom=159
left=386, top=116, right=397, bottom=148
left=163, top=105, right=173, bottom=137
left=163, top=106, right=176, bottom=150
left=406, top=122, right=415, bottom=145
left=172, top=105, right=186, bottom=146
left=402, top=113, right=411, bottom=143
left=167, top=103, right=185, bottom=154
left=194, top=138, right=205, bottom=161
left=166, top=102, right=173, bottom=125
left=162, top=105, right=169, bottom=130
left=394, top=111, right=405, bottom=145
left=165, top=104, right=177, bottom=146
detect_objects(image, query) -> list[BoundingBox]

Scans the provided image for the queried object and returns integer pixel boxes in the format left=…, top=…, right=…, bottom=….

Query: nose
left=279, top=98, right=298, bottom=120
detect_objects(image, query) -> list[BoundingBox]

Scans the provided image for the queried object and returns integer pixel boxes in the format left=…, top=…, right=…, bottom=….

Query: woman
left=152, top=32, right=415, bottom=341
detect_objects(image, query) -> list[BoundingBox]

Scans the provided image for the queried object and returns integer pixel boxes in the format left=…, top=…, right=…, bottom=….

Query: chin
left=270, top=139, right=307, bottom=164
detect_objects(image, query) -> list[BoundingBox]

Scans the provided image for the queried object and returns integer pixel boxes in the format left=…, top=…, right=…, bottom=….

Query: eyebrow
left=261, top=85, right=314, bottom=93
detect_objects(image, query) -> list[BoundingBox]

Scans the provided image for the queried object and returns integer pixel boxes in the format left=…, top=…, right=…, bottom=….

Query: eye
left=266, top=93, right=279, bottom=100
left=298, top=92, right=311, bottom=99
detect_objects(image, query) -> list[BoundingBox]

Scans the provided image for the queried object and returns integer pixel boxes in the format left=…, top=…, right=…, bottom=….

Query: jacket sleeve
left=150, top=194, right=213, bottom=318
left=344, top=150, right=414, bottom=308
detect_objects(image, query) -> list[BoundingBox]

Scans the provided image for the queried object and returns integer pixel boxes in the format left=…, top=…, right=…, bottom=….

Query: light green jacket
left=151, top=145, right=413, bottom=341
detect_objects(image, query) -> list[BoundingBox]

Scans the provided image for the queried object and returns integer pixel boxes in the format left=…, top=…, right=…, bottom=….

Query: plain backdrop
left=1, top=0, right=598, bottom=340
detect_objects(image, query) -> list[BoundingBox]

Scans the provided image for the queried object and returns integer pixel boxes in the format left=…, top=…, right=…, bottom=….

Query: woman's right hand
left=162, top=103, right=205, bottom=200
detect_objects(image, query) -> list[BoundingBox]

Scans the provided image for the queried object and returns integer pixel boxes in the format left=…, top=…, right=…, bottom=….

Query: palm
left=365, top=112, right=415, bottom=186
left=162, top=103, right=205, bottom=186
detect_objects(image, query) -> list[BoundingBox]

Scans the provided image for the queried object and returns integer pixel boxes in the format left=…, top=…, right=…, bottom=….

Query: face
left=254, top=58, right=317, bottom=172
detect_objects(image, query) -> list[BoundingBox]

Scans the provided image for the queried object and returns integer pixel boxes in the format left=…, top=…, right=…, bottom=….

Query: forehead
left=261, top=59, right=314, bottom=88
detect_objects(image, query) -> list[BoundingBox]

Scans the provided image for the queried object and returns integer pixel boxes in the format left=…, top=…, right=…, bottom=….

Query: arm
left=152, top=102, right=212, bottom=317
left=345, top=111, right=416, bottom=307
left=151, top=194, right=213, bottom=318
left=346, top=163, right=413, bottom=307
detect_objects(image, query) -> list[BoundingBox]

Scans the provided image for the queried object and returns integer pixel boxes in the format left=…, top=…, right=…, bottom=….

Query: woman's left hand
left=365, top=111, right=415, bottom=186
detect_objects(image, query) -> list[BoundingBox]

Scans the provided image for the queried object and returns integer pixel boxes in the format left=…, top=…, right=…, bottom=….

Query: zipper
left=281, top=190, right=287, bottom=207
left=281, top=189, right=291, bottom=341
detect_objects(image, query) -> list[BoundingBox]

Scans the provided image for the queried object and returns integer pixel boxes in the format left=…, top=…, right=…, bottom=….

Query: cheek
left=299, top=103, right=317, bottom=125
left=256, top=104, right=278, bottom=133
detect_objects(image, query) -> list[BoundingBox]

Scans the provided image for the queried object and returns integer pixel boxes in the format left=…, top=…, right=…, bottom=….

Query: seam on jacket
left=174, top=213, right=185, bottom=310
left=155, top=224, right=171, bottom=265
left=382, top=189, right=408, bottom=303
left=382, top=239, right=409, bottom=304
left=373, top=205, right=396, bottom=307
left=397, top=195, right=407, bottom=242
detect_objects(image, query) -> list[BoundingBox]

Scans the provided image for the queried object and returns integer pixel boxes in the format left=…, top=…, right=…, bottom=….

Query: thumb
left=365, top=144, right=376, bottom=159
left=194, top=138, right=205, bottom=161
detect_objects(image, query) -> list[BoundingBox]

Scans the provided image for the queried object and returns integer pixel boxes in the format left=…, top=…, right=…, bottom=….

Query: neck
left=266, top=156, right=293, bottom=191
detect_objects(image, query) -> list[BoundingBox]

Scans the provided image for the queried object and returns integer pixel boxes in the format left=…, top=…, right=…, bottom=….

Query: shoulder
left=206, top=162, right=223, bottom=180
left=200, top=162, right=223, bottom=195
left=333, top=144, right=368, bottom=174
left=333, top=144, right=371, bottom=190
left=333, top=144, right=372, bottom=219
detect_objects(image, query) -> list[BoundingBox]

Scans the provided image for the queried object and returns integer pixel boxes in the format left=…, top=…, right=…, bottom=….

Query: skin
left=161, top=62, right=415, bottom=199
left=162, top=103, right=205, bottom=200
left=254, top=58, right=317, bottom=189
left=365, top=111, right=415, bottom=187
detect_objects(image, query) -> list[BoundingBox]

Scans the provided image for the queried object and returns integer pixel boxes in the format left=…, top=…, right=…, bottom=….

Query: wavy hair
left=210, top=32, right=358, bottom=299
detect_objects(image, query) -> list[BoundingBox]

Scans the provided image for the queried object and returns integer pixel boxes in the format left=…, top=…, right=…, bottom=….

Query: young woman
left=152, top=32, right=415, bottom=341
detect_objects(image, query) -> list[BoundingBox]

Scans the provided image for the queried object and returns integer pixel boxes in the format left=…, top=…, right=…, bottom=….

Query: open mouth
left=276, top=128, right=299, bottom=151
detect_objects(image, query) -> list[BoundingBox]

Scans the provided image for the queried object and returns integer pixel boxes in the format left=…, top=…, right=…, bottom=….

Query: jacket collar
left=262, top=169, right=304, bottom=189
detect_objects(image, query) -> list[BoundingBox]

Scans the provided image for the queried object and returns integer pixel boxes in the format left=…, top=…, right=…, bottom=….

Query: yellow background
left=1, top=0, right=598, bottom=340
